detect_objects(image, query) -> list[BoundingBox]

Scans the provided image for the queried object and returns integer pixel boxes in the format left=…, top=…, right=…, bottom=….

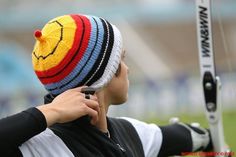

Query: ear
left=115, top=63, right=121, bottom=77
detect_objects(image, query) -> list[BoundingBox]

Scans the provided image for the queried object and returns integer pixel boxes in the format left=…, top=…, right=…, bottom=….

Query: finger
left=62, top=86, right=87, bottom=96
left=67, top=88, right=93, bottom=99
left=70, top=86, right=88, bottom=92
left=84, top=99, right=100, bottom=113
left=79, top=93, right=98, bottom=101
left=87, top=94, right=98, bottom=101
left=85, top=107, right=98, bottom=124
left=90, top=117, right=97, bottom=125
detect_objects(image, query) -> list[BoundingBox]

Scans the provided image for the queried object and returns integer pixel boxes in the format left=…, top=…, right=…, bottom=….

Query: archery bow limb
left=195, top=0, right=230, bottom=156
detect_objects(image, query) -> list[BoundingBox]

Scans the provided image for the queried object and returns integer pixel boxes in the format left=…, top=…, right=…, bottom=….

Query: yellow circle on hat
left=32, top=15, right=77, bottom=71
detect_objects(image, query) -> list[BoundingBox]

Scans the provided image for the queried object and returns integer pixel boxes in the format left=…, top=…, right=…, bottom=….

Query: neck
left=94, top=90, right=110, bottom=133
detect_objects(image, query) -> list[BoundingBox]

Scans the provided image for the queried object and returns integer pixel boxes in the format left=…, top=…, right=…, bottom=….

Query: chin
left=112, top=94, right=128, bottom=105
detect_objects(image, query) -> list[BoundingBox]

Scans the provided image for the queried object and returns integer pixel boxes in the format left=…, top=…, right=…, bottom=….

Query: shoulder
left=19, top=128, right=74, bottom=157
left=119, top=117, right=163, bottom=157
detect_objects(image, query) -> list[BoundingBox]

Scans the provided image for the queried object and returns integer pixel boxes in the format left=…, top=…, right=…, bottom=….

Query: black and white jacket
left=0, top=95, right=210, bottom=157
left=0, top=108, right=162, bottom=157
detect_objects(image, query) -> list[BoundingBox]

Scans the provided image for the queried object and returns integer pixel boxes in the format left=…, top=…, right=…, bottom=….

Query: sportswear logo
left=199, top=6, right=210, bottom=58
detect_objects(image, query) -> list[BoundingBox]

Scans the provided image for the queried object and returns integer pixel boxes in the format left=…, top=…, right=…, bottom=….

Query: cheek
left=123, top=69, right=129, bottom=90
left=109, top=63, right=129, bottom=104
left=122, top=75, right=129, bottom=93
left=117, top=76, right=129, bottom=102
left=120, top=65, right=129, bottom=92
left=109, top=79, right=128, bottom=104
left=114, top=81, right=127, bottom=96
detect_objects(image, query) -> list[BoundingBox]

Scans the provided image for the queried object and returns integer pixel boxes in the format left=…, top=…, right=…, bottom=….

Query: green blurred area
left=146, top=110, right=236, bottom=156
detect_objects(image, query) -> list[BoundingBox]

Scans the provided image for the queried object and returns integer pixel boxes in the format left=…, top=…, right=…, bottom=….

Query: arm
left=0, top=107, right=47, bottom=156
left=158, top=122, right=212, bottom=156
left=121, top=117, right=212, bottom=157
left=0, top=87, right=99, bottom=156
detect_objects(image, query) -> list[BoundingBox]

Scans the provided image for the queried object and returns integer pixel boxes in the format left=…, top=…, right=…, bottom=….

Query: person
left=0, top=14, right=212, bottom=157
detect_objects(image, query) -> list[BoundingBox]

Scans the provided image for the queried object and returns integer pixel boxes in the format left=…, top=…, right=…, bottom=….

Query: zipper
left=100, top=131, right=126, bottom=153
left=95, top=126, right=127, bottom=154
left=116, top=143, right=126, bottom=153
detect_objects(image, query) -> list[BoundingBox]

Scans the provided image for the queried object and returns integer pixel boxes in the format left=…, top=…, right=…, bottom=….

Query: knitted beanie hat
left=32, top=14, right=123, bottom=95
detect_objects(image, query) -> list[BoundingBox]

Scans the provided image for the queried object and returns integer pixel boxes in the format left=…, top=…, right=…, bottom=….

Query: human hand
left=37, top=87, right=100, bottom=126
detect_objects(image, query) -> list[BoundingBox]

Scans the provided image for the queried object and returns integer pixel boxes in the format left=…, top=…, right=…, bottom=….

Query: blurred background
left=0, top=0, right=236, bottom=141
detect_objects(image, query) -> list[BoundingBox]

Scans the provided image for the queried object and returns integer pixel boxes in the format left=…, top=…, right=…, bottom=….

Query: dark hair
left=115, top=63, right=121, bottom=77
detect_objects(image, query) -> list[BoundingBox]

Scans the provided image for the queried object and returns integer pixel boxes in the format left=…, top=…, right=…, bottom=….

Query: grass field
left=146, top=109, right=236, bottom=156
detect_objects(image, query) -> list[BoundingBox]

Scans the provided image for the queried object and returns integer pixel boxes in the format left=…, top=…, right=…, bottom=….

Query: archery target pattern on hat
left=32, top=14, right=123, bottom=95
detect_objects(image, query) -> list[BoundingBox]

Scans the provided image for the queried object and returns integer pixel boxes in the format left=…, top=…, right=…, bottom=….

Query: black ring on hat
left=85, top=94, right=90, bottom=99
